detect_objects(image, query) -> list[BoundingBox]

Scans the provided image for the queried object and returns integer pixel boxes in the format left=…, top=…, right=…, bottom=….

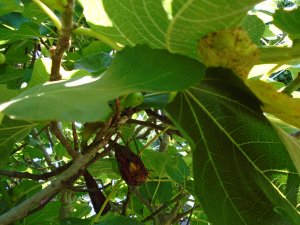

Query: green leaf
left=78, top=0, right=170, bottom=49
left=166, top=155, right=190, bottom=183
left=27, top=58, right=51, bottom=88
left=0, top=23, right=40, bottom=45
left=80, top=0, right=260, bottom=59
left=242, top=15, right=265, bottom=45
left=166, top=68, right=300, bottom=225
left=24, top=202, right=60, bottom=225
left=0, top=12, right=28, bottom=29
left=142, top=151, right=170, bottom=179
left=4, top=40, right=32, bottom=65
left=0, top=68, right=24, bottom=88
left=0, top=45, right=205, bottom=122
left=88, top=158, right=119, bottom=178
left=167, top=0, right=260, bottom=58
left=0, top=117, right=38, bottom=168
left=74, top=52, right=112, bottom=73
left=60, top=218, right=91, bottom=225
left=82, top=41, right=112, bottom=55
left=139, top=181, right=174, bottom=204
left=273, top=126, right=300, bottom=175
left=273, top=8, right=300, bottom=40
left=0, top=1, right=23, bottom=17
left=23, top=2, right=49, bottom=25
left=95, top=215, right=144, bottom=225
left=0, top=85, right=20, bottom=103
left=10, top=180, right=42, bottom=203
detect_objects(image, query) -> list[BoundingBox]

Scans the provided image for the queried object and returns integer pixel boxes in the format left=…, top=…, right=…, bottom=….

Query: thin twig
left=0, top=162, right=72, bottom=180
left=65, top=183, right=111, bottom=192
left=282, top=72, right=300, bottom=95
left=142, top=191, right=186, bottom=222
left=145, top=109, right=173, bottom=125
left=32, top=128, right=55, bottom=169
left=72, top=122, right=79, bottom=152
left=122, top=186, right=133, bottom=216
left=50, top=122, right=78, bottom=158
left=0, top=119, right=115, bottom=225
left=172, top=205, right=201, bottom=224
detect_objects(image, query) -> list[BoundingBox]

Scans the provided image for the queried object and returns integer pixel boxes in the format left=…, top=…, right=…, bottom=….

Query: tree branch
left=49, top=0, right=74, bottom=81
left=0, top=119, right=114, bottom=225
left=50, top=121, right=78, bottom=158
left=31, top=128, right=55, bottom=169
left=0, top=162, right=72, bottom=180
left=145, top=109, right=173, bottom=125
left=72, top=122, right=79, bottom=152
left=142, top=191, right=186, bottom=222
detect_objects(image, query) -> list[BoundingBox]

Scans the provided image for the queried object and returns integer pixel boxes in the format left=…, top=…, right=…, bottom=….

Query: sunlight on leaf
left=0, top=46, right=204, bottom=122
left=247, top=79, right=300, bottom=129
left=273, top=125, right=300, bottom=175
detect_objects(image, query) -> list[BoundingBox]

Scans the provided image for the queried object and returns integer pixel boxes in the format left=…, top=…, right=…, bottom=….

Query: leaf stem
left=32, top=0, right=62, bottom=30
left=72, top=27, right=123, bottom=51
left=258, top=44, right=300, bottom=64
left=282, top=72, right=300, bottom=95
left=138, top=126, right=171, bottom=156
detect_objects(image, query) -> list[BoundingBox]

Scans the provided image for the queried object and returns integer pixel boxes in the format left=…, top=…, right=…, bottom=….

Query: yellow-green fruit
left=168, top=92, right=177, bottom=103
left=121, top=92, right=144, bottom=108
left=198, top=28, right=258, bottom=79
left=0, top=53, right=6, bottom=65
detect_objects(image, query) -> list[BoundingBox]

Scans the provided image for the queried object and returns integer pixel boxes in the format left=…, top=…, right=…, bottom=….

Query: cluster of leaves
left=0, top=0, right=300, bottom=225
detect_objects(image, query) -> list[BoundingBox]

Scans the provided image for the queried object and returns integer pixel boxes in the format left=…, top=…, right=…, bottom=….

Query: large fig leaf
left=0, top=117, right=39, bottom=168
left=78, top=0, right=260, bottom=59
left=166, top=68, right=300, bottom=225
left=0, top=45, right=205, bottom=122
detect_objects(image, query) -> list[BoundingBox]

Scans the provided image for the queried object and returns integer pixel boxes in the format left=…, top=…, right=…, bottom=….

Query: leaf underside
left=166, top=68, right=300, bottom=225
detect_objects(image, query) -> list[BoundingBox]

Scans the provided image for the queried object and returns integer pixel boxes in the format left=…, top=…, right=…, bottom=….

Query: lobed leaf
left=0, top=117, right=39, bottom=168
left=166, top=67, right=300, bottom=225
left=78, top=0, right=260, bottom=59
left=273, top=8, right=300, bottom=40
left=0, top=45, right=205, bottom=122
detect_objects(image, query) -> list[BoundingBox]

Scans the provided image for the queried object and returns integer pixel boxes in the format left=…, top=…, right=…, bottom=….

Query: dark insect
left=112, top=143, right=148, bottom=186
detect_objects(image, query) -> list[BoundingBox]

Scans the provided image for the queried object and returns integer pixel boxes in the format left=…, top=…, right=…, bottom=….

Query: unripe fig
left=120, top=92, right=144, bottom=108
left=0, top=53, right=6, bottom=65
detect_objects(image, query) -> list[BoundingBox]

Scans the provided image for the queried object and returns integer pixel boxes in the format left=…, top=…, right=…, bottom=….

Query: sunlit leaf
left=0, top=45, right=205, bottom=122
left=0, top=0, right=23, bottom=17
left=242, top=15, right=265, bottom=45
left=273, top=125, right=300, bottom=175
left=79, top=0, right=260, bottom=58
left=0, top=23, right=40, bottom=45
left=273, top=8, right=300, bottom=40
left=246, top=79, right=300, bottom=129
